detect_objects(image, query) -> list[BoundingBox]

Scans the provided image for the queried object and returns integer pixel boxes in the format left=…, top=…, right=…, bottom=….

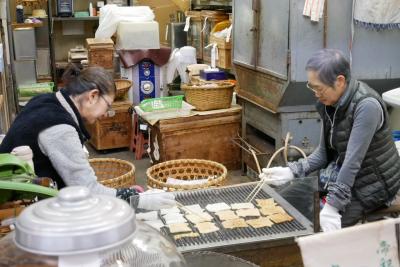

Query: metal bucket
left=184, top=251, right=259, bottom=267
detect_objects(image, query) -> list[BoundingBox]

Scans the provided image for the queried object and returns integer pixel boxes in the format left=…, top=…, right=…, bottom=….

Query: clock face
left=106, top=0, right=128, bottom=6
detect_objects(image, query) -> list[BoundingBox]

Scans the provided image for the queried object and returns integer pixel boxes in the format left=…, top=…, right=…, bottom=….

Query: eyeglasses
left=100, top=95, right=115, bottom=117
left=306, top=82, right=328, bottom=96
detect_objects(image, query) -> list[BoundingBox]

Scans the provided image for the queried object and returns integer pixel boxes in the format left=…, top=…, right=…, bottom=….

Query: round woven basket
left=147, top=159, right=227, bottom=191
left=114, top=79, right=132, bottom=100
left=181, top=82, right=234, bottom=111
left=89, top=158, right=135, bottom=189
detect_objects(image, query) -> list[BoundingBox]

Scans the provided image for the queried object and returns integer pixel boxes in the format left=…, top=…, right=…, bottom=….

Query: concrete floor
left=87, top=145, right=252, bottom=188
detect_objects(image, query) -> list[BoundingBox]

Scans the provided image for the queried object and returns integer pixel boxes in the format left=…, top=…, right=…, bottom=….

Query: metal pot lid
left=14, top=186, right=136, bottom=256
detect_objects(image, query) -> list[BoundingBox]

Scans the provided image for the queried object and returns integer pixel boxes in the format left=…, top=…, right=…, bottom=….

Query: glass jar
left=0, top=186, right=186, bottom=267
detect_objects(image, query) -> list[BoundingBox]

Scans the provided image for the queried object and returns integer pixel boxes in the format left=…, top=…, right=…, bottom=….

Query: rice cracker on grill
left=195, top=222, right=219, bottom=234
left=168, top=223, right=192, bottom=234
left=255, top=198, right=276, bottom=208
left=215, top=210, right=239, bottom=221
left=206, top=202, right=231, bottom=213
left=259, top=205, right=286, bottom=216
left=246, top=217, right=274, bottom=228
left=236, top=208, right=261, bottom=218
left=186, top=212, right=213, bottom=224
left=230, top=202, right=255, bottom=210
left=222, top=218, right=248, bottom=229
left=173, top=232, right=200, bottom=240
left=268, top=213, right=294, bottom=224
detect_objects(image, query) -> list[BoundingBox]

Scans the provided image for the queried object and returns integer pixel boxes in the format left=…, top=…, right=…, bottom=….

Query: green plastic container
left=139, top=95, right=184, bottom=112
left=18, top=82, right=54, bottom=97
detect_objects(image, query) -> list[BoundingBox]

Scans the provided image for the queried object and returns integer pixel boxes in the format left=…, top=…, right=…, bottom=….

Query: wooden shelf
left=52, top=16, right=99, bottom=21
left=12, top=22, right=43, bottom=29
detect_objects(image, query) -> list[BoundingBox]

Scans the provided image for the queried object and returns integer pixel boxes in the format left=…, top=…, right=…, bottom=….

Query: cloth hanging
left=353, top=0, right=400, bottom=30
left=297, top=218, right=400, bottom=267
left=303, top=0, right=325, bottom=22
left=118, top=47, right=172, bottom=68
left=165, top=46, right=197, bottom=84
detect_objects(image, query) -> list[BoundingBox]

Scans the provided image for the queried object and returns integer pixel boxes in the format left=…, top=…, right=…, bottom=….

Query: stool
left=362, top=197, right=400, bottom=223
left=130, top=114, right=149, bottom=160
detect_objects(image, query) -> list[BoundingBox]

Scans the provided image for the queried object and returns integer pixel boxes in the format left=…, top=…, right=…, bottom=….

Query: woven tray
left=89, top=158, right=135, bottom=189
left=114, top=79, right=132, bottom=100
left=181, top=82, right=234, bottom=111
left=146, top=159, right=227, bottom=191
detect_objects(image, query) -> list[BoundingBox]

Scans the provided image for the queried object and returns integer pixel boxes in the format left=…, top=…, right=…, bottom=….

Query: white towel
left=303, top=0, right=325, bottom=22
left=353, top=0, right=400, bottom=30
left=297, top=219, right=400, bottom=267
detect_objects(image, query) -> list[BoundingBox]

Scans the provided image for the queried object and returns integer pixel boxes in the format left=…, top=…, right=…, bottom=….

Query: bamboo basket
left=89, top=158, right=135, bottom=189
left=114, top=79, right=132, bottom=100
left=181, top=82, right=234, bottom=111
left=147, top=159, right=227, bottom=191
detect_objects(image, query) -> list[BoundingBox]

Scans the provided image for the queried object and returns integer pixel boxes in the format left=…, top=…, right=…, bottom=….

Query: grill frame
left=162, top=182, right=314, bottom=253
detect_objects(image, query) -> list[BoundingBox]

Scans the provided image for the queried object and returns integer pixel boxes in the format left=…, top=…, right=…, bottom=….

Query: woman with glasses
left=0, top=64, right=175, bottom=210
left=260, top=49, right=400, bottom=232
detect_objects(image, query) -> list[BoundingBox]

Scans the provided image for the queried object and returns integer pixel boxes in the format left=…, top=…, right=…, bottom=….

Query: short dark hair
left=305, top=49, right=351, bottom=87
left=62, top=64, right=116, bottom=96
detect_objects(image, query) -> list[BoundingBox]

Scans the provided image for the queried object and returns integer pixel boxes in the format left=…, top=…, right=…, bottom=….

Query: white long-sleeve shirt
left=37, top=91, right=116, bottom=196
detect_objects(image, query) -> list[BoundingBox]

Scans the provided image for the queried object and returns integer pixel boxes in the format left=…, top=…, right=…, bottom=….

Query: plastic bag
left=95, top=5, right=155, bottom=39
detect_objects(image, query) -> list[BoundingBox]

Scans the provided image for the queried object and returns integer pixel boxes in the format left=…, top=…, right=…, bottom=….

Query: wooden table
left=147, top=106, right=242, bottom=170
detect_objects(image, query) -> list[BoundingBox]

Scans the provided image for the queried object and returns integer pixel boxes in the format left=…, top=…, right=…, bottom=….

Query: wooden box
left=86, top=38, right=114, bottom=69
left=210, top=35, right=232, bottom=69
left=86, top=100, right=132, bottom=150
left=148, top=106, right=242, bottom=170
left=88, top=47, right=114, bottom=69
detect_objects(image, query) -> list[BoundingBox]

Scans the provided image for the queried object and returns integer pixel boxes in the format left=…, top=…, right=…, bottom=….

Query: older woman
left=0, top=64, right=174, bottom=210
left=260, top=49, right=400, bottom=231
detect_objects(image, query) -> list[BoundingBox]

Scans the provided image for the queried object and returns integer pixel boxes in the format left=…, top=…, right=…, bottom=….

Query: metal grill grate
left=161, top=183, right=314, bottom=252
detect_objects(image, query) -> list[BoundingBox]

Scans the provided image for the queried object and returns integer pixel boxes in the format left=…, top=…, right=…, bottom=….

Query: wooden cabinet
left=148, top=107, right=242, bottom=170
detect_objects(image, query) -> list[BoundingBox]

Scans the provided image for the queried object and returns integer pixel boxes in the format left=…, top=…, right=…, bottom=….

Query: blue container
left=392, top=130, right=400, bottom=141
left=200, top=69, right=227, bottom=81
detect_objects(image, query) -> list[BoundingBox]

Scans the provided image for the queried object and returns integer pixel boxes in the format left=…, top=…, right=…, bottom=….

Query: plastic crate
left=139, top=95, right=184, bottom=112
left=18, top=82, right=54, bottom=97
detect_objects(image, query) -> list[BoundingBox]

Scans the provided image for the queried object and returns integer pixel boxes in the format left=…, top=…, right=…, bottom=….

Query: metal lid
left=14, top=186, right=136, bottom=256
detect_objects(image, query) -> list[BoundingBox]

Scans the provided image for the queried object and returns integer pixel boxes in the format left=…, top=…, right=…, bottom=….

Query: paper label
left=211, top=44, right=218, bottom=69
left=201, top=17, right=208, bottom=33
left=226, top=25, right=233, bottom=43
left=165, top=24, right=169, bottom=41
left=184, top=16, right=191, bottom=32
left=0, top=43, right=3, bottom=73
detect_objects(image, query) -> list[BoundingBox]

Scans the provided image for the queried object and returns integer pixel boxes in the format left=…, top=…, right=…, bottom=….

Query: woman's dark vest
left=0, top=90, right=90, bottom=189
left=316, top=80, right=400, bottom=211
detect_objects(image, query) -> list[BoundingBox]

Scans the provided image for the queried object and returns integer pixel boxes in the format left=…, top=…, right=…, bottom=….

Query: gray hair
left=62, top=64, right=116, bottom=97
left=305, top=49, right=351, bottom=87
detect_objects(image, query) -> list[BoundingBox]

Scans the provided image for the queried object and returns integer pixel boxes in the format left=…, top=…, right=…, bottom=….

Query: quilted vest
left=316, top=80, right=400, bottom=210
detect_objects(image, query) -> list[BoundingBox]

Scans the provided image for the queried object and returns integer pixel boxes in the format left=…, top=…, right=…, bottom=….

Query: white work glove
left=319, top=203, right=342, bottom=232
left=258, top=166, right=294, bottom=186
left=137, top=189, right=176, bottom=210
